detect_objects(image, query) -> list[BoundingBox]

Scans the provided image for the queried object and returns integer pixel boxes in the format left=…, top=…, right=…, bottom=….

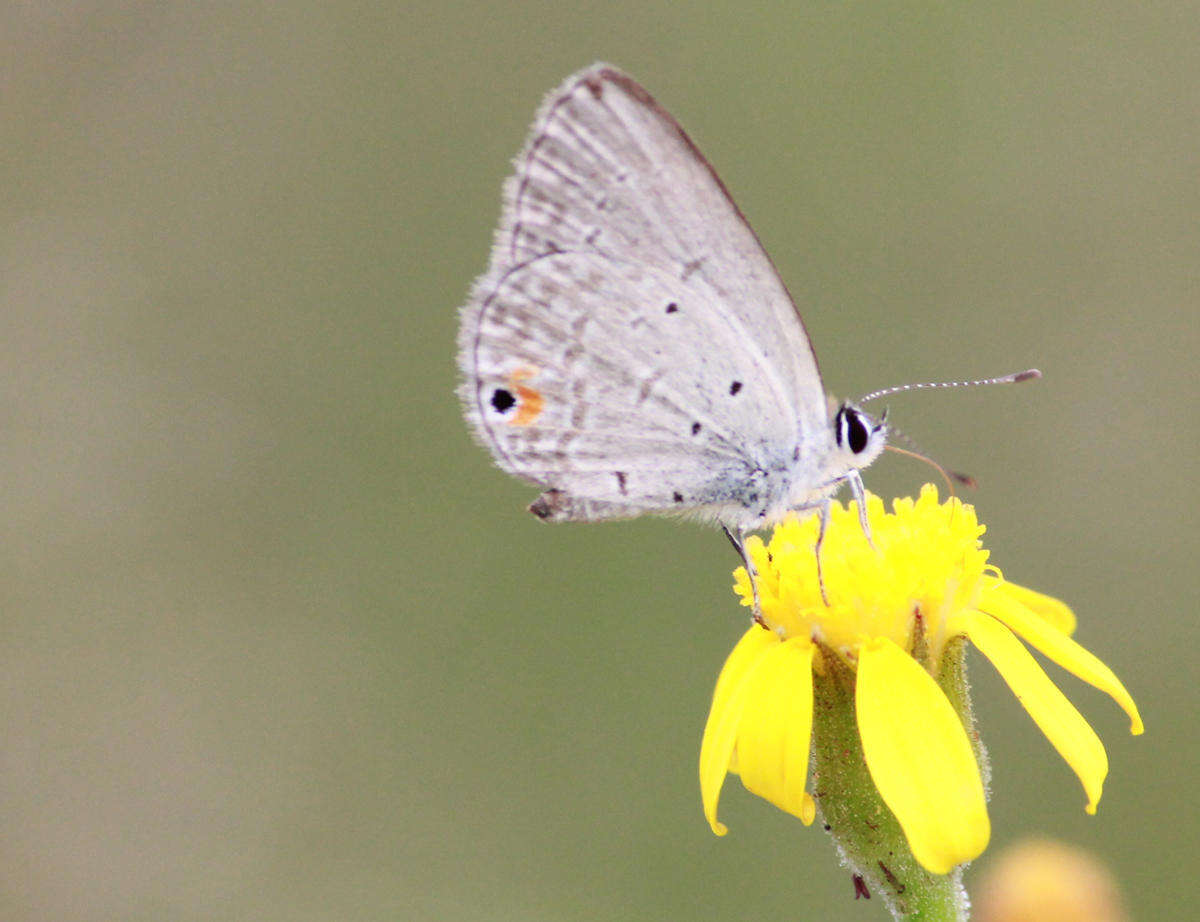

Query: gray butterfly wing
left=458, top=64, right=828, bottom=524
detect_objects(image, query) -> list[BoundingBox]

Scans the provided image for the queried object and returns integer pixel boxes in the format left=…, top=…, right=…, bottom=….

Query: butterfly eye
left=836, top=406, right=870, bottom=455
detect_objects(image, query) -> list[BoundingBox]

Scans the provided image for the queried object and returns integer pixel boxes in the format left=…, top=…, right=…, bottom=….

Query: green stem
left=937, top=636, right=990, bottom=794
left=809, top=648, right=969, bottom=921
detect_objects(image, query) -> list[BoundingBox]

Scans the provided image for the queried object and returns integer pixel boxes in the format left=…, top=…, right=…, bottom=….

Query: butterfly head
left=832, top=402, right=888, bottom=473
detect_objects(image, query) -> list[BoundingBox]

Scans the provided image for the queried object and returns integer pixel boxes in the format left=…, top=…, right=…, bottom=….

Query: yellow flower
left=700, top=486, right=1143, bottom=876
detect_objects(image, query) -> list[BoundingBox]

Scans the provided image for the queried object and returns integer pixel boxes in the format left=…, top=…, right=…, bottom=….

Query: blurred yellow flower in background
left=974, top=837, right=1129, bottom=922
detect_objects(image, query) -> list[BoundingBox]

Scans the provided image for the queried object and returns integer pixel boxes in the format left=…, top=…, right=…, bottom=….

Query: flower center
left=737, top=488, right=990, bottom=669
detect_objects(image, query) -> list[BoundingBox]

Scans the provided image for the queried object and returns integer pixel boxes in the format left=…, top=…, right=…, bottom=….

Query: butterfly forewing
left=502, top=65, right=824, bottom=413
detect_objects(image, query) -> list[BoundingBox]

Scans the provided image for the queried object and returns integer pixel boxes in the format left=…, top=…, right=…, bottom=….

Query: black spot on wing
left=491, top=388, right=516, bottom=414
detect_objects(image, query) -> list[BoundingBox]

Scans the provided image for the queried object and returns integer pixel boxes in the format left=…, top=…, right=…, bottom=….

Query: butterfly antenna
left=856, top=368, right=1041, bottom=405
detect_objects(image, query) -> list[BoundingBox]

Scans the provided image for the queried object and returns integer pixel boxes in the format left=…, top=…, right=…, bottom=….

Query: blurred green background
left=3, top=2, right=1195, bottom=919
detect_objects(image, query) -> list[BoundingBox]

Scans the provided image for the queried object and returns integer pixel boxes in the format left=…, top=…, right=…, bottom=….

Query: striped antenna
left=857, top=369, right=1041, bottom=405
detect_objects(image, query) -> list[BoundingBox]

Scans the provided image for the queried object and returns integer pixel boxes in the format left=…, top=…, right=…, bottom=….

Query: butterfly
left=457, top=63, right=1036, bottom=613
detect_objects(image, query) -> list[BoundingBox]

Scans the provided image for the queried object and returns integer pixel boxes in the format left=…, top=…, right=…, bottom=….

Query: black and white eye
left=835, top=406, right=870, bottom=455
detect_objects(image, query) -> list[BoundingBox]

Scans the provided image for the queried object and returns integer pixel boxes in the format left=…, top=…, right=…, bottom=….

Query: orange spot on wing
left=507, top=366, right=545, bottom=426
left=512, top=385, right=544, bottom=425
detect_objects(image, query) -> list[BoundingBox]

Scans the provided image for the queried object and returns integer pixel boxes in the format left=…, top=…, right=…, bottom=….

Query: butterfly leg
left=847, top=470, right=876, bottom=550
left=723, top=525, right=766, bottom=628
left=815, top=501, right=831, bottom=607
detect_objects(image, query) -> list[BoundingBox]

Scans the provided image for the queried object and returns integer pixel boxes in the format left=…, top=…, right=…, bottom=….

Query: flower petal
left=732, top=638, right=816, bottom=826
left=857, top=638, right=989, bottom=874
left=984, top=578, right=1077, bottom=635
left=952, top=610, right=1108, bottom=813
left=699, top=627, right=778, bottom=834
left=980, top=587, right=1143, bottom=735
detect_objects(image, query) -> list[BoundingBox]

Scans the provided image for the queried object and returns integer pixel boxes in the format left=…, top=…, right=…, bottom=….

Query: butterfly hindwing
left=466, top=250, right=800, bottom=519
